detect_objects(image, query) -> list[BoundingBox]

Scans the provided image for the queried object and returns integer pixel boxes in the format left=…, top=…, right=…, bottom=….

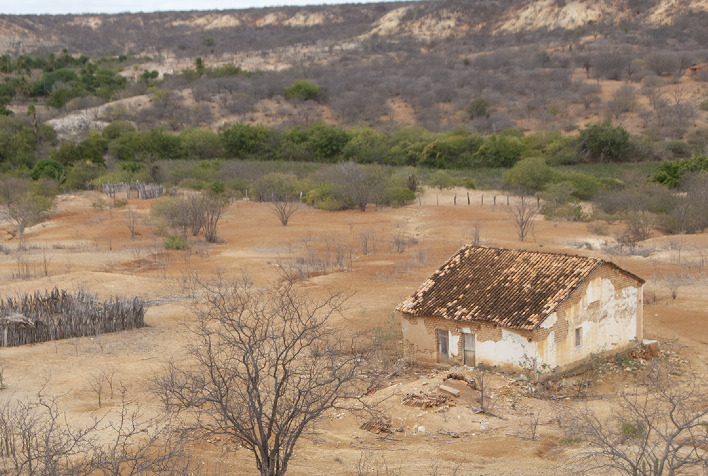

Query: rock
left=439, top=385, right=461, bottom=397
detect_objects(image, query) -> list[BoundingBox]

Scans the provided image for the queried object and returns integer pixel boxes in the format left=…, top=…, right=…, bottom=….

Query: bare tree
left=664, top=273, right=694, bottom=300
left=89, top=371, right=106, bottom=409
left=470, top=364, right=497, bottom=416
left=562, top=361, right=708, bottom=475
left=125, top=208, right=139, bottom=241
left=90, top=389, right=194, bottom=476
left=200, top=193, right=228, bottom=243
left=578, top=83, right=600, bottom=111
left=509, top=195, right=539, bottom=242
left=470, top=221, right=482, bottom=245
left=617, top=211, right=654, bottom=250
left=359, top=229, right=377, bottom=255
left=335, top=161, right=385, bottom=212
left=271, top=200, right=299, bottom=226
left=154, top=276, right=365, bottom=476
left=0, top=390, right=97, bottom=475
left=186, top=194, right=206, bottom=236
left=0, top=387, right=194, bottom=476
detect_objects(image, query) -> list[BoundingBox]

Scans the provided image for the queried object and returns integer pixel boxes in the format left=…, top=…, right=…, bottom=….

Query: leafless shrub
left=663, top=273, right=694, bottom=300
left=509, top=195, right=539, bottom=242
left=392, top=233, right=418, bottom=253
left=643, top=288, right=658, bottom=304
left=616, top=211, right=654, bottom=250
left=200, top=193, right=228, bottom=243
left=0, top=391, right=97, bottom=475
left=357, top=452, right=401, bottom=476
left=469, top=221, right=482, bottom=245
left=561, top=361, right=708, bottom=475
left=274, top=235, right=353, bottom=282
left=271, top=200, right=299, bottom=226
left=470, top=364, right=498, bottom=416
left=527, top=409, right=541, bottom=441
left=125, top=208, right=140, bottom=240
left=359, top=229, right=378, bottom=255
left=0, top=387, right=195, bottom=475
left=89, top=372, right=106, bottom=409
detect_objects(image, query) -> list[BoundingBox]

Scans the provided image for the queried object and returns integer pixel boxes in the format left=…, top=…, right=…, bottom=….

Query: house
left=396, top=246, right=644, bottom=372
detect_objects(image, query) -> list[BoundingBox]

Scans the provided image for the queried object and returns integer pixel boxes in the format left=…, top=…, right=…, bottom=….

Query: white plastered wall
left=476, top=328, right=536, bottom=367
left=532, top=273, right=641, bottom=371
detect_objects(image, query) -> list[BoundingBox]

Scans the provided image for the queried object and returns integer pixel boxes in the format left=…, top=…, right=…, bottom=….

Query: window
left=575, top=327, right=583, bottom=348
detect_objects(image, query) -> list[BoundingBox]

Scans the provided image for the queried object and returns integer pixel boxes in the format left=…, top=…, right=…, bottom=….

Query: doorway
left=463, top=333, right=476, bottom=367
left=437, top=329, right=449, bottom=362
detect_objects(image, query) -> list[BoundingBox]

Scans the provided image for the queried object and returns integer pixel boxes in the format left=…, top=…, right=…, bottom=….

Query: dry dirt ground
left=0, top=188, right=706, bottom=475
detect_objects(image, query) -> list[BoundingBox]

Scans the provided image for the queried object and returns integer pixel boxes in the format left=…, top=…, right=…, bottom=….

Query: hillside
left=2, top=0, right=708, bottom=142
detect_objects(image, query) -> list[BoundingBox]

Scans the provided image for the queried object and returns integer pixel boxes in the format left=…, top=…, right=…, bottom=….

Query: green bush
left=563, top=172, right=602, bottom=200
left=428, top=169, right=455, bottom=189
left=467, top=96, right=489, bottom=119
left=209, top=180, right=225, bottom=194
left=418, top=130, right=482, bottom=169
left=163, top=235, right=190, bottom=250
left=63, top=162, right=105, bottom=190
left=473, top=134, right=524, bottom=167
left=377, top=179, right=415, bottom=207
left=285, top=80, right=321, bottom=101
left=219, top=123, right=270, bottom=159
left=654, top=155, right=708, bottom=188
left=301, top=122, right=351, bottom=162
left=541, top=203, right=587, bottom=222
left=503, top=157, right=557, bottom=194
left=92, top=166, right=152, bottom=187
left=31, top=159, right=66, bottom=182
left=108, top=128, right=180, bottom=161
left=578, top=120, right=630, bottom=163
left=180, top=127, right=222, bottom=160
left=304, top=181, right=350, bottom=211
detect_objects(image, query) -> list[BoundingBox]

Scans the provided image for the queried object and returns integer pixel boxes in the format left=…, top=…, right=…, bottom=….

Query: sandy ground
left=0, top=188, right=706, bottom=475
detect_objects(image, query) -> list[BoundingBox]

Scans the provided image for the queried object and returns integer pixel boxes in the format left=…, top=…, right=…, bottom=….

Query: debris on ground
left=360, top=416, right=393, bottom=434
left=439, top=384, right=461, bottom=397
left=402, top=392, right=452, bottom=409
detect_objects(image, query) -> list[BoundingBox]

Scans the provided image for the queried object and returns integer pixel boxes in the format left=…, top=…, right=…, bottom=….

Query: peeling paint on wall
left=399, top=263, right=643, bottom=372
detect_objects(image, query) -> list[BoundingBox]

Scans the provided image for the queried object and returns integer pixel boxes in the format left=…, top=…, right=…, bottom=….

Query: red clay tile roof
left=397, top=246, right=643, bottom=331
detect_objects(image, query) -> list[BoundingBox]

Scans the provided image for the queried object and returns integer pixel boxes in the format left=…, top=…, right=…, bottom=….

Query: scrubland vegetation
left=1, top=1, right=708, bottom=474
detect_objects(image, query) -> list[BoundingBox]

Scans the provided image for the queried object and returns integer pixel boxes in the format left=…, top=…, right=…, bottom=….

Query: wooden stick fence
left=102, top=181, right=163, bottom=199
left=0, top=288, right=145, bottom=347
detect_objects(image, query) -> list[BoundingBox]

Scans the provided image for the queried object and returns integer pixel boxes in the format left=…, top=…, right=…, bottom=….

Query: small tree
left=509, top=195, right=539, bottom=241
left=200, top=192, right=228, bottom=243
left=155, top=277, right=364, bottom=476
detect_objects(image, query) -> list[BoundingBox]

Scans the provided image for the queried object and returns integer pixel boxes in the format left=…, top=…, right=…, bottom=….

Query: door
left=463, top=333, right=476, bottom=367
left=437, top=329, right=449, bottom=362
